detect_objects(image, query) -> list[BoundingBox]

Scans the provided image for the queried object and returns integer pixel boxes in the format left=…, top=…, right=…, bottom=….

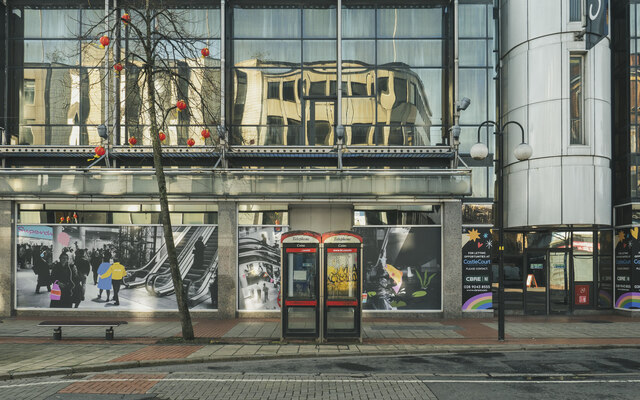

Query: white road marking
left=1, top=376, right=640, bottom=389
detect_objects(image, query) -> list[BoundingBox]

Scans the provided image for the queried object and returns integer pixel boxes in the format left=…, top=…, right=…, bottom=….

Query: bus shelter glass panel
left=326, top=248, right=359, bottom=331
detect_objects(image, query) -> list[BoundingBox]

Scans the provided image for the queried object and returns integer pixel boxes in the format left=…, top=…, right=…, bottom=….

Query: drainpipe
left=452, top=0, right=460, bottom=168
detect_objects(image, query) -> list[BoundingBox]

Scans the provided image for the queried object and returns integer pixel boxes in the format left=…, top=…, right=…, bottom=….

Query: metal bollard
left=53, top=327, right=62, bottom=340
left=105, top=327, right=114, bottom=340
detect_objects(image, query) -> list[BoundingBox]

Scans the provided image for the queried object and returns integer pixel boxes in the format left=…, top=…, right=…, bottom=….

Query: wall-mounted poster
left=614, top=229, right=640, bottom=309
left=16, top=224, right=218, bottom=310
left=237, top=226, right=288, bottom=311
left=353, top=226, right=441, bottom=311
left=461, top=227, right=492, bottom=311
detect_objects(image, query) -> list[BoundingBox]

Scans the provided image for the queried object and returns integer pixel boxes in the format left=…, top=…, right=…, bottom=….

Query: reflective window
left=570, top=54, right=585, bottom=145
left=231, top=3, right=447, bottom=147
left=7, top=4, right=221, bottom=146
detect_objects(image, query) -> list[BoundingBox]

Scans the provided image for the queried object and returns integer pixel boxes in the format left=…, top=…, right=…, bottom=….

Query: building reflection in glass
left=231, top=60, right=432, bottom=146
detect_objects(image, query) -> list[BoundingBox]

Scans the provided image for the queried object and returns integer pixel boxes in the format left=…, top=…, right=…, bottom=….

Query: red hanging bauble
left=201, top=47, right=210, bottom=58
left=159, top=132, right=166, bottom=141
left=128, top=137, right=137, bottom=146
left=176, top=100, right=187, bottom=111
left=113, top=63, right=123, bottom=73
left=95, top=146, right=106, bottom=156
left=99, top=35, right=110, bottom=49
left=187, top=138, right=195, bottom=147
left=121, top=13, right=131, bottom=25
left=201, top=129, right=211, bottom=139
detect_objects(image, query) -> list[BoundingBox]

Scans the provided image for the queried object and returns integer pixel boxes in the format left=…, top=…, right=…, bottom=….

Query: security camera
left=457, top=97, right=471, bottom=111
left=97, top=124, right=109, bottom=140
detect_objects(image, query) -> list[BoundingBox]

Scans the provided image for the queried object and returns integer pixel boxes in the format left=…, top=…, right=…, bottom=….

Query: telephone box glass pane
left=327, top=307, right=356, bottom=331
left=287, top=251, right=317, bottom=299
left=326, top=250, right=358, bottom=300
left=287, top=307, right=316, bottom=330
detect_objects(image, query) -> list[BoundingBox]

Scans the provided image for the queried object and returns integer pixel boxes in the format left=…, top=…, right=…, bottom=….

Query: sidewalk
left=0, top=314, right=639, bottom=380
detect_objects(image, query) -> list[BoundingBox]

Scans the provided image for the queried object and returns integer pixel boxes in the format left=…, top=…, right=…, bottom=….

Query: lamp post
left=471, top=120, right=532, bottom=341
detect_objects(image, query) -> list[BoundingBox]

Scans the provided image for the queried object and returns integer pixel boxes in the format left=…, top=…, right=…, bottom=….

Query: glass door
left=548, top=251, right=570, bottom=314
left=324, top=247, right=360, bottom=337
left=524, top=252, right=547, bottom=314
left=282, top=247, right=319, bottom=338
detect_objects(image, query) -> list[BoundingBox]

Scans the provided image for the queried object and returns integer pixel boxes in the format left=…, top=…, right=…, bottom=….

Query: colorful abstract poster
left=16, top=224, right=218, bottom=310
left=461, top=227, right=492, bottom=311
left=237, top=226, right=288, bottom=311
left=614, top=229, right=640, bottom=309
left=353, top=226, right=441, bottom=311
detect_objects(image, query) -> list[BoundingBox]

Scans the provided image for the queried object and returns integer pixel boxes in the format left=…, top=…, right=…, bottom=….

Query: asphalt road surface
left=0, top=348, right=638, bottom=399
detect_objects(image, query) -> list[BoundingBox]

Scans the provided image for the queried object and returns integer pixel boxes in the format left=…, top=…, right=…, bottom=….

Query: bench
left=37, top=321, right=127, bottom=340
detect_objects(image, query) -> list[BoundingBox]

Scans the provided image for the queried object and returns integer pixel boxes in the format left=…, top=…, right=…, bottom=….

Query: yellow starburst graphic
left=618, top=231, right=626, bottom=243
left=468, top=229, right=481, bottom=242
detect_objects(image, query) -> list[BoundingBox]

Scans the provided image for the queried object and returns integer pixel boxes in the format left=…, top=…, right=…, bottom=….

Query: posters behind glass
left=16, top=224, right=218, bottom=310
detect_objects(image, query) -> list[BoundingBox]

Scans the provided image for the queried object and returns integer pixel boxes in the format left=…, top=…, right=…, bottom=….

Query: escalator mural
left=16, top=224, right=218, bottom=310
left=238, top=226, right=288, bottom=311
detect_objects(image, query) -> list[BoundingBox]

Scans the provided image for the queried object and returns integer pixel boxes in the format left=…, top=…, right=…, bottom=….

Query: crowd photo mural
left=16, top=224, right=219, bottom=310
left=353, top=227, right=441, bottom=311
left=237, top=226, right=287, bottom=311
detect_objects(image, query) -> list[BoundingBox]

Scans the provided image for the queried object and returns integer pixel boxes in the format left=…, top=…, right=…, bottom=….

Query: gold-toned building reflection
left=232, top=60, right=432, bottom=146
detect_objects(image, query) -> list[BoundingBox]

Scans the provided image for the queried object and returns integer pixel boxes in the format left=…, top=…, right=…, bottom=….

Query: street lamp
left=471, top=120, right=532, bottom=341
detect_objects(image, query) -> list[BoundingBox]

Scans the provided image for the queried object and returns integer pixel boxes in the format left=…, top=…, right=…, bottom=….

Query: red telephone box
left=281, top=231, right=321, bottom=340
left=322, top=231, right=363, bottom=342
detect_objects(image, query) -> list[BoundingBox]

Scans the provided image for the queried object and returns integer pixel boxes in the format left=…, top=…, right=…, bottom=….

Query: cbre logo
left=588, top=0, right=602, bottom=21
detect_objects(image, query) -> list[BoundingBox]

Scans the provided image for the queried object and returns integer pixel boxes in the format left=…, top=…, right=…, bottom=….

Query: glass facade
left=230, top=3, right=445, bottom=147
left=5, top=3, right=221, bottom=146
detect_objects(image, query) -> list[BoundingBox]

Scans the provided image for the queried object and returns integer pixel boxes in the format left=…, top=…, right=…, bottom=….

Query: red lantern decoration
left=121, top=13, right=131, bottom=25
left=201, top=129, right=211, bottom=139
left=159, top=132, right=166, bottom=142
left=99, top=35, right=110, bottom=49
left=201, top=47, right=210, bottom=58
left=60, top=216, right=65, bottom=223
left=187, top=138, right=195, bottom=147
left=113, top=63, right=123, bottom=73
left=95, top=146, right=106, bottom=157
left=176, top=100, right=187, bottom=112
left=66, top=216, right=71, bottom=223
left=128, top=137, right=137, bottom=146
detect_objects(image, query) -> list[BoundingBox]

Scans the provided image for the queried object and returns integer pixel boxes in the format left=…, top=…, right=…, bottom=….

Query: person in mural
left=33, top=249, right=51, bottom=294
left=96, top=255, right=113, bottom=302
left=49, top=252, right=76, bottom=308
left=100, top=257, right=127, bottom=306
left=74, top=249, right=91, bottom=302
left=262, top=282, right=268, bottom=303
left=90, top=249, right=102, bottom=285
left=193, top=236, right=205, bottom=273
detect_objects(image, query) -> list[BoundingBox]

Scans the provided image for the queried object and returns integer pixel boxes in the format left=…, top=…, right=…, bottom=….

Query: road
left=0, top=348, right=638, bottom=399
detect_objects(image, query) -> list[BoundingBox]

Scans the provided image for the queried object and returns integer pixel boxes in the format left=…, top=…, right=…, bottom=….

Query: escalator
left=185, top=227, right=219, bottom=307
left=123, top=226, right=192, bottom=288
left=145, top=226, right=216, bottom=298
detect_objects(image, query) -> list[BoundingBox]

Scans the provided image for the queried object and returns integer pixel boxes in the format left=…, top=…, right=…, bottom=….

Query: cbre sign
left=586, top=0, right=609, bottom=50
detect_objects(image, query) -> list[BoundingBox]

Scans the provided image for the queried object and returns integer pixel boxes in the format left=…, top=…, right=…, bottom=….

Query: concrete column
left=0, top=201, right=13, bottom=317
left=442, top=200, right=462, bottom=318
left=217, top=201, right=237, bottom=319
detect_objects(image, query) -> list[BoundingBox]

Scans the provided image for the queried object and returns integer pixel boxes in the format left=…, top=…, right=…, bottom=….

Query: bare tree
left=84, top=1, right=222, bottom=340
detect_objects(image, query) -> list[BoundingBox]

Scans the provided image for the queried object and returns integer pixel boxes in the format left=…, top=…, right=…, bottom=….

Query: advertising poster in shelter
left=237, top=226, right=287, bottom=311
left=353, top=227, right=441, bottom=311
left=16, top=224, right=218, bottom=310
left=461, top=227, right=492, bottom=311
left=614, top=229, right=640, bottom=309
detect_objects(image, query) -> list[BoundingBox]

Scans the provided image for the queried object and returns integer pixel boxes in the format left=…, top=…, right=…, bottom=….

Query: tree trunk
left=144, top=60, right=194, bottom=340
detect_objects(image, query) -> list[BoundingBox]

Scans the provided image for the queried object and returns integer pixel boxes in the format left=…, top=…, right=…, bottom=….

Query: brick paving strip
left=58, top=373, right=166, bottom=394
